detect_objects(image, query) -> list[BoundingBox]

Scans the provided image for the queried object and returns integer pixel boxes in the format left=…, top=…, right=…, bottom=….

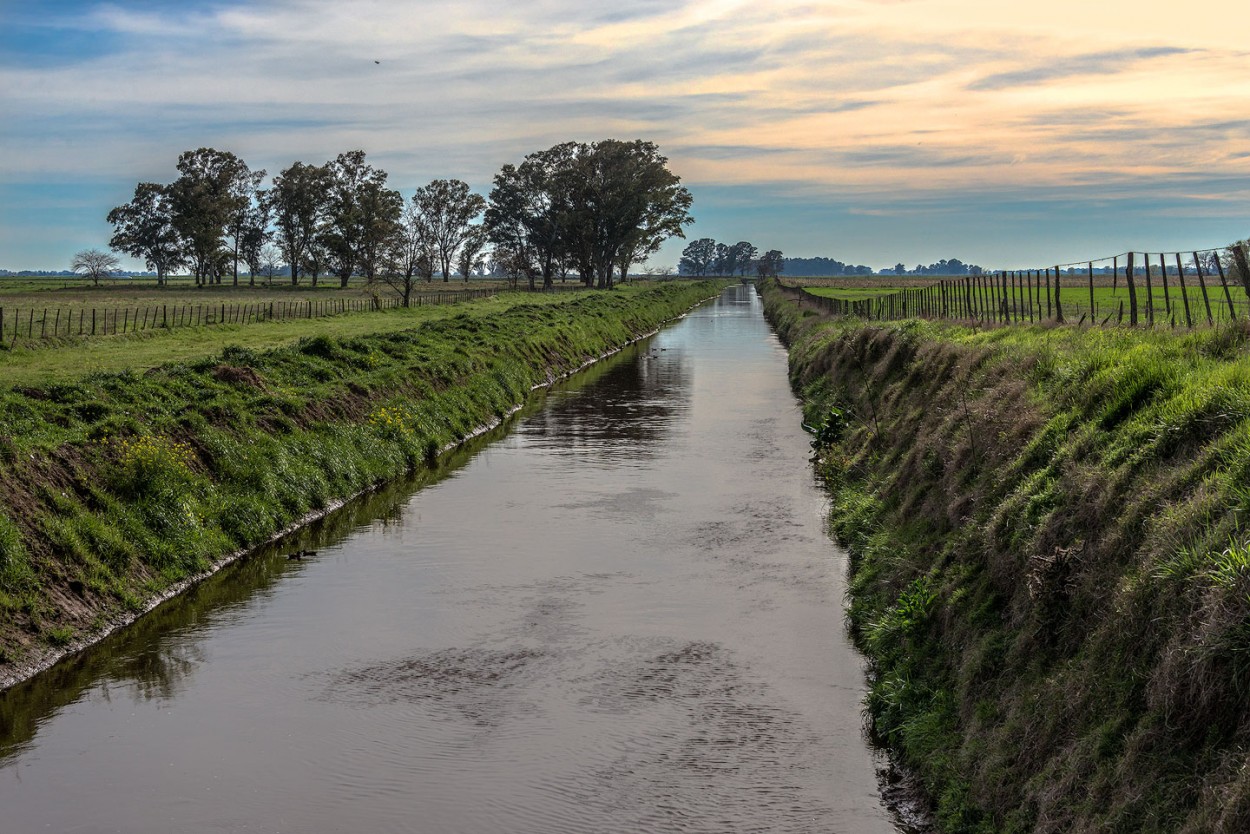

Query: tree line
left=99, top=140, right=693, bottom=304
left=678, top=238, right=784, bottom=278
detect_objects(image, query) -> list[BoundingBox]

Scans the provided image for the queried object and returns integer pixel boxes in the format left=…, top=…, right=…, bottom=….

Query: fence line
left=0, top=288, right=500, bottom=345
left=780, top=244, right=1250, bottom=331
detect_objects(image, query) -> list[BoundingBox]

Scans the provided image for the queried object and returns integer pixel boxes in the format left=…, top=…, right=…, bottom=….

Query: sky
left=2, top=0, right=1248, bottom=272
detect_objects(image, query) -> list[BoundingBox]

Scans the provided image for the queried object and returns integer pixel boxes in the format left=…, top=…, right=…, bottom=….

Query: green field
left=800, top=276, right=1250, bottom=326
left=0, top=289, right=599, bottom=388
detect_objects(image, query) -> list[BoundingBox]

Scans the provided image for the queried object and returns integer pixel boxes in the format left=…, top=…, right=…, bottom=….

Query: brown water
left=0, top=285, right=905, bottom=833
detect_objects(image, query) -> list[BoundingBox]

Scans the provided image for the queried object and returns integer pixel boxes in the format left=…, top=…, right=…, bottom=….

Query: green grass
left=0, top=290, right=591, bottom=388
left=763, top=279, right=1250, bottom=832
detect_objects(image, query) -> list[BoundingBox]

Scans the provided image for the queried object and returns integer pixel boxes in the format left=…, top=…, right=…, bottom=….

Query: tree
left=711, top=242, right=731, bottom=276
left=259, top=244, right=283, bottom=286
left=168, top=148, right=250, bottom=285
left=486, top=148, right=570, bottom=291
left=107, top=182, right=186, bottom=285
left=269, top=161, right=329, bottom=286
left=379, top=203, right=435, bottom=307
left=239, top=194, right=271, bottom=287
left=224, top=165, right=266, bottom=286
left=355, top=180, right=403, bottom=284
left=556, top=140, right=692, bottom=289
left=322, top=150, right=392, bottom=288
left=756, top=249, right=784, bottom=278
left=414, top=179, right=486, bottom=283
left=731, top=242, right=758, bottom=277
left=679, top=238, right=717, bottom=276
left=71, top=249, right=120, bottom=286
left=456, top=224, right=488, bottom=282
left=893, top=263, right=907, bottom=276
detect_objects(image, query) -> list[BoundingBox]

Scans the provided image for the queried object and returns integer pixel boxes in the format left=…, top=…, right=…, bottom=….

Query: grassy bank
left=0, top=280, right=722, bottom=686
left=761, top=280, right=1250, bottom=832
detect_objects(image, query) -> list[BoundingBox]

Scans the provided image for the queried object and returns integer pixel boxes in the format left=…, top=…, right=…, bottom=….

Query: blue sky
left=2, top=0, right=1248, bottom=272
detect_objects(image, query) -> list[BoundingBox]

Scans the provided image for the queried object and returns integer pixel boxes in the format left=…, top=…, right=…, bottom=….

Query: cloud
left=967, top=46, right=1195, bottom=91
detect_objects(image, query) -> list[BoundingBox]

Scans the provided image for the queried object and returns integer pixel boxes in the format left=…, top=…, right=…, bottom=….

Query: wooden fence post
left=1175, top=253, right=1193, bottom=328
left=1159, top=253, right=1171, bottom=317
left=1054, top=266, right=1064, bottom=323
left=1212, top=252, right=1238, bottom=320
left=1088, top=262, right=1095, bottom=321
left=1193, top=252, right=1214, bottom=326
left=91, top=308, right=96, bottom=336
left=1232, top=243, right=1250, bottom=303
left=1143, top=255, right=1154, bottom=327
left=1126, top=252, right=1138, bottom=326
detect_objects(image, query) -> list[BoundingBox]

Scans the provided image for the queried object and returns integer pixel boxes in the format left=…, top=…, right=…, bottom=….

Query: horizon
left=2, top=1, right=1247, bottom=273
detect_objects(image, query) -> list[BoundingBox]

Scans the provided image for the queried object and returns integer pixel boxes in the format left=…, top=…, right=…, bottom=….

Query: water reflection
left=519, top=343, right=690, bottom=463
left=0, top=426, right=505, bottom=764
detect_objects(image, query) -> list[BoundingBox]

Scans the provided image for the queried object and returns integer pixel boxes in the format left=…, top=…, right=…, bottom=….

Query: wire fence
left=782, top=244, right=1250, bottom=329
left=0, top=288, right=501, bottom=345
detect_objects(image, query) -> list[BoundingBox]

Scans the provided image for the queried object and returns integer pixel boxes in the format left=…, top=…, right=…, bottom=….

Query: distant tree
left=380, top=203, right=435, bottom=306
left=168, top=148, right=250, bottom=285
left=239, top=193, right=271, bottom=287
left=756, top=249, right=784, bottom=278
left=70, top=249, right=120, bottom=286
left=107, top=182, right=186, bottom=285
left=356, top=180, right=404, bottom=284
left=322, top=150, right=392, bottom=288
left=456, top=224, right=489, bottom=281
left=679, top=238, right=717, bottom=276
left=269, top=161, right=329, bottom=286
left=486, top=156, right=557, bottom=291
left=414, top=179, right=486, bottom=283
left=894, top=262, right=907, bottom=275
left=224, top=164, right=266, bottom=286
left=259, top=244, right=283, bottom=286
left=712, top=242, right=731, bottom=276
left=731, top=242, right=758, bottom=277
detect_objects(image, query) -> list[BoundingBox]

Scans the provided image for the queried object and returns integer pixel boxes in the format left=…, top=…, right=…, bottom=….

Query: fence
left=783, top=243, right=1250, bottom=330
left=0, top=288, right=501, bottom=345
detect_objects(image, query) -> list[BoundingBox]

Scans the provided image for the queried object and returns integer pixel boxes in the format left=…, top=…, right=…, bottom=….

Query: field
left=0, top=288, right=602, bottom=388
left=794, top=274, right=1250, bottom=326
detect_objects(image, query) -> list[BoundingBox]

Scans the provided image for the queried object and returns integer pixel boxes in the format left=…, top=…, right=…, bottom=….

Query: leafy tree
left=756, top=249, right=785, bottom=278
left=224, top=165, right=266, bottom=286
left=414, top=179, right=486, bottom=283
left=730, top=242, right=758, bottom=277
left=894, top=263, right=908, bottom=275
left=712, top=242, right=731, bottom=276
left=107, top=182, right=186, bottom=285
left=679, top=238, right=717, bottom=276
left=239, top=193, right=271, bottom=287
left=380, top=203, right=435, bottom=306
left=269, top=161, right=329, bottom=286
left=456, top=224, right=488, bottom=282
left=70, top=249, right=120, bottom=286
left=486, top=147, right=570, bottom=290
left=168, top=148, right=250, bottom=285
left=556, top=140, right=692, bottom=288
left=322, top=150, right=392, bottom=288
left=355, top=180, right=403, bottom=284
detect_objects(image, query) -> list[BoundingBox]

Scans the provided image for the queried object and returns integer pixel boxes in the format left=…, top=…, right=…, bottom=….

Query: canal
left=1, top=284, right=902, bottom=833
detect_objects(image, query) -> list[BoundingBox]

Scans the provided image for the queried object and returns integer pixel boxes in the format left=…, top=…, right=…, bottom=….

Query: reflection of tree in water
left=519, top=344, right=691, bottom=461
left=0, top=434, right=497, bottom=764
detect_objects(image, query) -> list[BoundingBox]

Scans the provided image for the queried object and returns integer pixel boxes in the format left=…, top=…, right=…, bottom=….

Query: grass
left=798, top=276, right=1250, bottom=326
left=0, top=279, right=724, bottom=680
left=0, top=290, right=592, bottom=387
left=762, top=279, right=1250, bottom=832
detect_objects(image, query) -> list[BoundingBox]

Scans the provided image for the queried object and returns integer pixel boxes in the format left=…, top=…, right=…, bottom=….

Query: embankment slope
left=763, top=280, right=1250, bottom=833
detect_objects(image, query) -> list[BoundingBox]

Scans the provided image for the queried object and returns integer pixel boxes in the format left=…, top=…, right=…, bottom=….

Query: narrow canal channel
left=1, top=285, right=901, bottom=833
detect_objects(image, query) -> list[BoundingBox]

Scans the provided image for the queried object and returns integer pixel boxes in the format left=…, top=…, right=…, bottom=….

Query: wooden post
left=1113, top=255, right=1119, bottom=292
left=1054, top=266, right=1064, bottom=323
left=1159, top=253, right=1171, bottom=316
left=1232, top=243, right=1250, bottom=303
left=1143, top=255, right=1154, bottom=327
left=1193, top=252, right=1214, bottom=326
left=1126, top=252, right=1138, bottom=326
left=91, top=308, right=96, bottom=335
left=1175, top=253, right=1193, bottom=328
left=1212, top=252, right=1237, bottom=321
left=1088, top=262, right=1095, bottom=322
left=54, top=308, right=61, bottom=336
